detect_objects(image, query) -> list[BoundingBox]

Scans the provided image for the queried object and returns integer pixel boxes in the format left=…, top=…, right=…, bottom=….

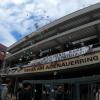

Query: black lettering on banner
left=56, top=63, right=62, bottom=68
left=62, top=62, right=66, bottom=66
left=65, top=62, right=70, bottom=66
left=45, top=65, right=49, bottom=69
left=87, top=57, right=93, bottom=62
left=50, top=64, right=55, bottom=69
left=21, top=54, right=100, bottom=73
left=79, top=58, right=86, bottom=63
left=93, top=56, right=99, bottom=61
left=37, top=65, right=44, bottom=71
left=70, top=61, right=75, bottom=65
left=63, top=53, right=67, bottom=59
left=32, top=67, right=36, bottom=71
left=75, top=60, right=80, bottom=64
left=45, top=65, right=48, bottom=69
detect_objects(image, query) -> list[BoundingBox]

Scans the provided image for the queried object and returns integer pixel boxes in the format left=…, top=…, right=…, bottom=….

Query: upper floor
left=2, top=3, right=100, bottom=76
left=7, top=3, right=100, bottom=54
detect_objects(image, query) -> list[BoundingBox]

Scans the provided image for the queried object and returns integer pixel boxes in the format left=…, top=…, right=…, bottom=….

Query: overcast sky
left=0, top=0, right=100, bottom=47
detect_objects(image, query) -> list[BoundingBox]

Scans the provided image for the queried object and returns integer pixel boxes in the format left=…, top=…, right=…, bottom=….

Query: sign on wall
left=8, top=51, right=100, bottom=75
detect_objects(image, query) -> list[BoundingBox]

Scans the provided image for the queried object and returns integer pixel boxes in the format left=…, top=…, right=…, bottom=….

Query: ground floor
left=7, top=75, right=99, bottom=100
left=6, top=63, right=100, bottom=100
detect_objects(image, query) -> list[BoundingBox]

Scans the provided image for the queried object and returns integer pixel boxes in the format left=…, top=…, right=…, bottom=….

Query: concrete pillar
left=76, top=83, right=80, bottom=100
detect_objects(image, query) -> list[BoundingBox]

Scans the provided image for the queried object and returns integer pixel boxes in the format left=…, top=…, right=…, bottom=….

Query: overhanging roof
left=7, top=3, right=100, bottom=52
left=6, top=19, right=100, bottom=61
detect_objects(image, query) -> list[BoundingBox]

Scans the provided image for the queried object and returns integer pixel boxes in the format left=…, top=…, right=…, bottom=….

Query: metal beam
left=5, top=20, right=100, bottom=60
left=94, top=24, right=100, bottom=43
left=32, top=75, right=100, bottom=84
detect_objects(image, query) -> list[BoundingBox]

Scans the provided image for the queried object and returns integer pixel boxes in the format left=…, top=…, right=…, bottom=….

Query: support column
left=98, top=33, right=100, bottom=44
left=94, top=25, right=100, bottom=43
left=2, top=60, right=6, bottom=69
left=14, top=78, right=18, bottom=95
left=76, top=83, right=80, bottom=100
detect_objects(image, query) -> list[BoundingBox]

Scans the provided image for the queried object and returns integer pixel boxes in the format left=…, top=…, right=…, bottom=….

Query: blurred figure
left=1, top=78, right=8, bottom=100
left=55, top=86, right=64, bottom=100
left=16, top=82, right=23, bottom=100
left=0, top=78, right=2, bottom=100
left=18, top=82, right=33, bottom=100
left=95, top=86, right=100, bottom=100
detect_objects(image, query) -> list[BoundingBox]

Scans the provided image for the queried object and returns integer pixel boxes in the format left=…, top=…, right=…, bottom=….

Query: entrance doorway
left=33, top=83, right=76, bottom=100
left=17, top=75, right=100, bottom=100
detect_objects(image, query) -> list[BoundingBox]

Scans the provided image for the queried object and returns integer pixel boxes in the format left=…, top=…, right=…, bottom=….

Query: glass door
left=41, top=83, right=76, bottom=100
left=79, top=82, right=100, bottom=100
left=42, top=84, right=52, bottom=100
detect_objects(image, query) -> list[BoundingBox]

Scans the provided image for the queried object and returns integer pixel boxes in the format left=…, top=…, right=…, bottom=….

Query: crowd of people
left=0, top=78, right=73, bottom=100
left=0, top=77, right=100, bottom=100
left=0, top=79, right=64, bottom=100
left=0, top=78, right=33, bottom=100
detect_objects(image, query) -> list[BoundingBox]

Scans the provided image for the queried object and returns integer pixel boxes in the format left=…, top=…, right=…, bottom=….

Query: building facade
left=2, top=3, right=100, bottom=100
left=0, top=44, right=7, bottom=69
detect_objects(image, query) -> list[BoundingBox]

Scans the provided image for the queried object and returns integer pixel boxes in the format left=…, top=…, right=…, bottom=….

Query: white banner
left=8, top=50, right=100, bottom=75
left=29, top=45, right=92, bottom=65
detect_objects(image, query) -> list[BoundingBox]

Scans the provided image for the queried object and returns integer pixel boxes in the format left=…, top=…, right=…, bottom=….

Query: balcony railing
left=2, top=43, right=100, bottom=76
left=3, top=43, right=100, bottom=70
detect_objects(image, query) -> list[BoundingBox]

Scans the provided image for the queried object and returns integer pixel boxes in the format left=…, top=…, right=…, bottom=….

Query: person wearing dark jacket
left=18, top=82, right=33, bottom=100
left=55, top=86, right=64, bottom=100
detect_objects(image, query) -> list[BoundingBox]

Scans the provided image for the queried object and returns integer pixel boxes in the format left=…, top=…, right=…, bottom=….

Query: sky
left=0, top=0, right=100, bottom=47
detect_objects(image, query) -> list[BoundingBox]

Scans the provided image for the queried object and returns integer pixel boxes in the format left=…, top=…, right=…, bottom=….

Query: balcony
left=4, top=44, right=100, bottom=76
